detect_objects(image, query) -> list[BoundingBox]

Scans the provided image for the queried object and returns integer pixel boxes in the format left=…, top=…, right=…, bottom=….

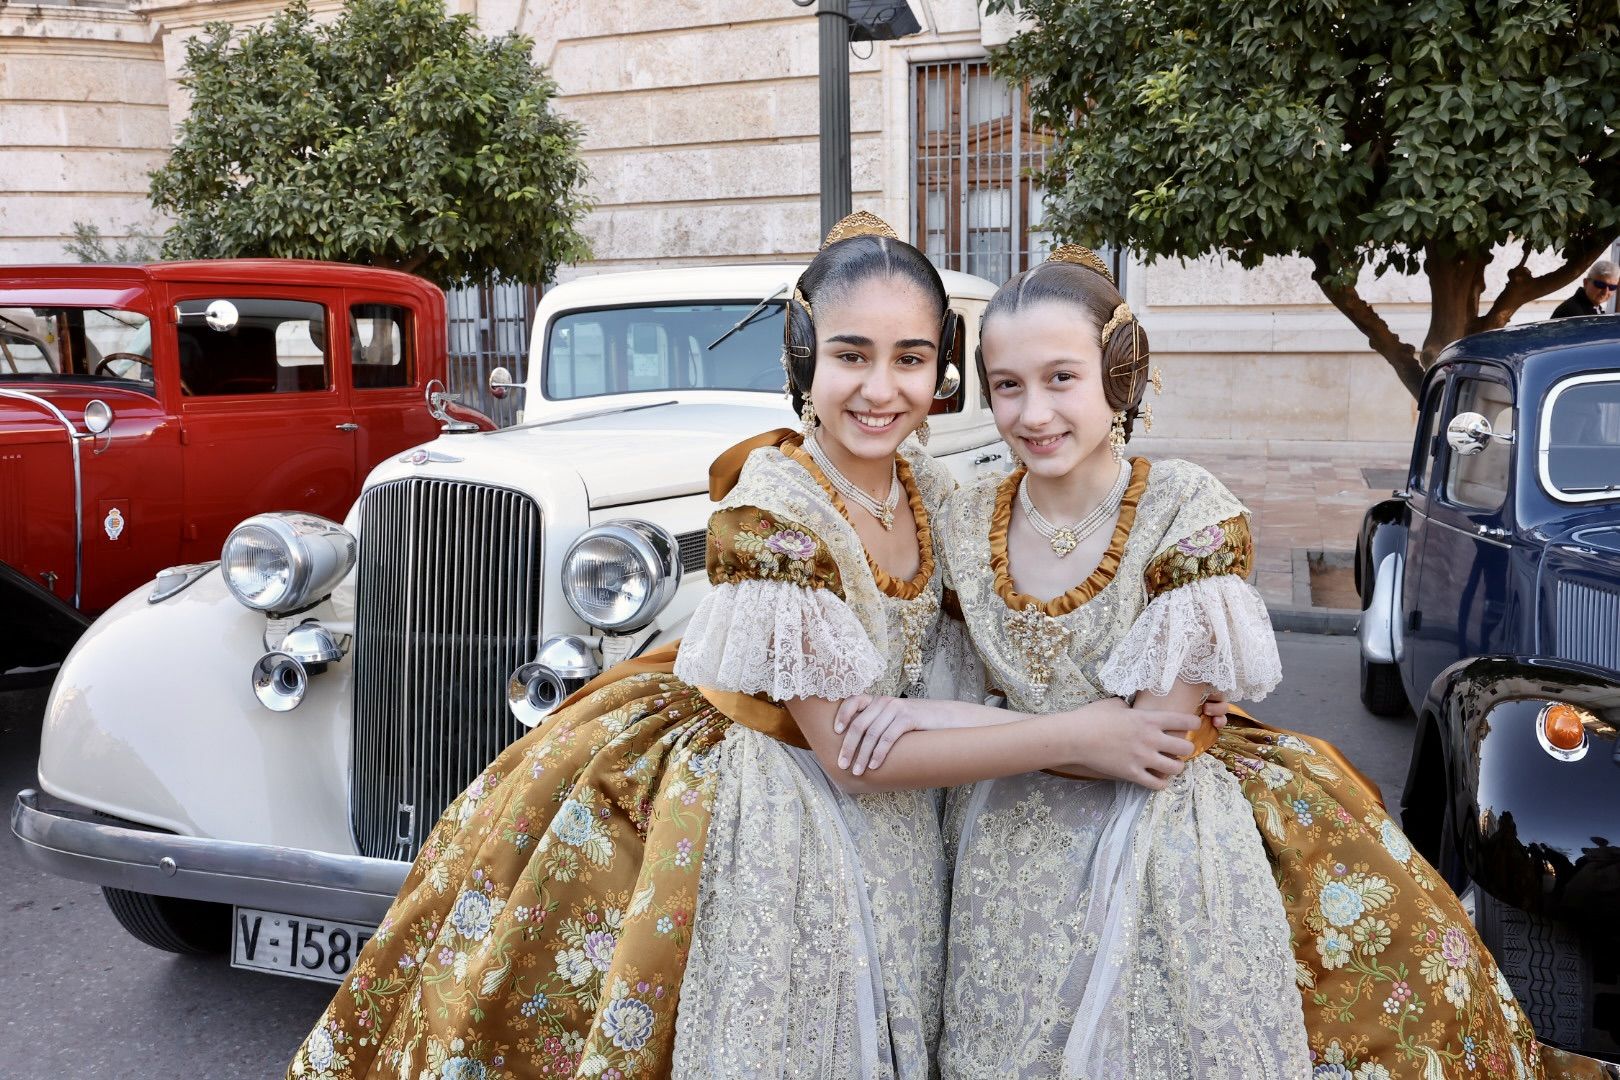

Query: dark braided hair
left=783, top=235, right=961, bottom=415
left=977, top=261, right=1151, bottom=442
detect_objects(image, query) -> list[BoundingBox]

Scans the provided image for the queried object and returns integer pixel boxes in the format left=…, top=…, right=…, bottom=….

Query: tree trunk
left=1310, top=251, right=1424, bottom=399
left=1421, top=247, right=1487, bottom=369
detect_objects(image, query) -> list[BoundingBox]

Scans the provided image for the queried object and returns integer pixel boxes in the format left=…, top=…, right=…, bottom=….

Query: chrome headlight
left=221, top=512, right=356, bottom=614
left=560, top=521, right=681, bottom=633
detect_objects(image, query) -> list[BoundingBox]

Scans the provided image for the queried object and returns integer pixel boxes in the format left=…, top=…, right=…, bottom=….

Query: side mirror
left=934, top=361, right=961, bottom=401
left=204, top=300, right=239, bottom=332
left=1446, top=411, right=1514, bottom=456
left=83, top=399, right=114, bottom=435
left=488, top=365, right=525, bottom=400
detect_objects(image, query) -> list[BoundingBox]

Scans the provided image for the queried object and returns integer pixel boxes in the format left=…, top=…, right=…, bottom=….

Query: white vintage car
left=12, top=263, right=1004, bottom=983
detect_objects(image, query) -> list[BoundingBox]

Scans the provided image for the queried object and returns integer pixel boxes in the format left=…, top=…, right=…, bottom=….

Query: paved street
left=0, top=632, right=1414, bottom=1078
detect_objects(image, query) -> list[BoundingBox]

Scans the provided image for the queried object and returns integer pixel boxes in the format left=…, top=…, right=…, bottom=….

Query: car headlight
left=221, top=512, right=356, bottom=614
left=561, top=521, right=681, bottom=633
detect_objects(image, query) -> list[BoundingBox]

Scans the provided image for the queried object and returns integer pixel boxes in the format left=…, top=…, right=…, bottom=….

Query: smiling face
left=806, top=275, right=941, bottom=461
left=982, top=299, right=1116, bottom=479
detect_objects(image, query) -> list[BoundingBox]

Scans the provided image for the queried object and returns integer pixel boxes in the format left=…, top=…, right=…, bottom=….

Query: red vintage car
left=0, top=260, right=490, bottom=682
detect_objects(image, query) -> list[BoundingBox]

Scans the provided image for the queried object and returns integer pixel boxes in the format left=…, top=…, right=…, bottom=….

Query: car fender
left=1424, top=655, right=1620, bottom=930
left=37, top=569, right=358, bottom=855
left=1356, top=503, right=1408, bottom=665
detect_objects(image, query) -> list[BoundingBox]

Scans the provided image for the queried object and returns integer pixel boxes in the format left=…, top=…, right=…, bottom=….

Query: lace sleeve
left=673, top=578, right=884, bottom=701
left=1096, top=575, right=1281, bottom=701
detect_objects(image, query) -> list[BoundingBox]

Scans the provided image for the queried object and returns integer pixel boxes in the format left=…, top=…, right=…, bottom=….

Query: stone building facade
left=0, top=0, right=1567, bottom=445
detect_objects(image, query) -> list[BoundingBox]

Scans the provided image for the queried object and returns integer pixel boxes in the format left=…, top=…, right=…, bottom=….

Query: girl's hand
left=834, top=695, right=948, bottom=775
left=1063, top=697, right=1204, bottom=790
left=1204, top=690, right=1232, bottom=728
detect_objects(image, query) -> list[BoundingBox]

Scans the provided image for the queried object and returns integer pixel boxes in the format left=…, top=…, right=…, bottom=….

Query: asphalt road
left=0, top=631, right=1415, bottom=1079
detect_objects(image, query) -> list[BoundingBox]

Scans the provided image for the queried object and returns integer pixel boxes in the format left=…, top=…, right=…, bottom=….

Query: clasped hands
left=832, top=692, right=1232, bottom=791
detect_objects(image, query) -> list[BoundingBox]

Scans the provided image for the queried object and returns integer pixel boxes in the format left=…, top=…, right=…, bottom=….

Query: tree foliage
left=64, top=222, right=162, bottom=264
left=991, top=0, right=1620, bottom=395
left=149, top=0, right=590, bottom=287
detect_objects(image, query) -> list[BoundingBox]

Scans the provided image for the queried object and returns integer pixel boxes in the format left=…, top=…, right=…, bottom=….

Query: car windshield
left=544, top=302, right=787, bottom=400
left=1544, top=377, right=1620, bottom=498
left=0, top=307, right=153, bottom=391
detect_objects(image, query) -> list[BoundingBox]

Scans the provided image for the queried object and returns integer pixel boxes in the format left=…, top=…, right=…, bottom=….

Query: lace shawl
left=673, top=439, right=953, bottom=702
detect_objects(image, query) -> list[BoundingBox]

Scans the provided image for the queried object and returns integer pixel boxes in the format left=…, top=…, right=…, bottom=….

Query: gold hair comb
left=823, top=210, right=900, bottom=248
left=1044, top=243, right=1116, bottom=285
left=1099, top=301, right=1133, bottom=348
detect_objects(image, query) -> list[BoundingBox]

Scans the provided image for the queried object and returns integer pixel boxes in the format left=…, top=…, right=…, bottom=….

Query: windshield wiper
left=707, top=283, right=789, bottom=351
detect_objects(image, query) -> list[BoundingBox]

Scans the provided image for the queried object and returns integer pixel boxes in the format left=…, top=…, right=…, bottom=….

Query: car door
left=344, top=291, right=441, bottom=484
left=1400, top=371, right=1449, bottom=699
left=1407, top=367, right=1517, bottom=697
left=169, top=288, right=358, bottom=563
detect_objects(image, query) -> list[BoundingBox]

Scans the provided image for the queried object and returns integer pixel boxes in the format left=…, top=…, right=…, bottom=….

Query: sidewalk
left=1132, top=437, right=1412, bottom=632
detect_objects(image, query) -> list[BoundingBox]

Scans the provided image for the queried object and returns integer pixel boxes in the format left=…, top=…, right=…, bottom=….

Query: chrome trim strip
left=1538, top=372, right=1620, bottom=504
left=11, top=789, right=407, bottom=924
left=0, top=388, right=87, bottom=607
left=1358, top=553, right=1402, bottom=664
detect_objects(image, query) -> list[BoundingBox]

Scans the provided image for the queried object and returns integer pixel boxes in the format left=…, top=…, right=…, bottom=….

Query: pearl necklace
left=1019, top=460, right=1130, bottom=556
left=806, top=431, right=901, bottom=530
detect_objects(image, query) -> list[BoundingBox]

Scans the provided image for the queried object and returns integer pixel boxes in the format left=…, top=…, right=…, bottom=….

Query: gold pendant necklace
left=1019, top=460, right=1129, bottom=557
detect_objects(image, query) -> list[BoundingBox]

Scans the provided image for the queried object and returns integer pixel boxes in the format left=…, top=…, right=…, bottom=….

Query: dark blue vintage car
left=1355, top=315, right=1620, bottom=1061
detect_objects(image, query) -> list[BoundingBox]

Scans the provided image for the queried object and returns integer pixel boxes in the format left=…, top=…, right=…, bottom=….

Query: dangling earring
left=1109, top=412, right=1128, bottom=462
left=915, top=418, right=931, bottom=447
left=800, top=398, right=818, bottom=437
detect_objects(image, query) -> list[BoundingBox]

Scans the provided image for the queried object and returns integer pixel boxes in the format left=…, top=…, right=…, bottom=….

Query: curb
left=1271, top=605, right=1360, bottom=636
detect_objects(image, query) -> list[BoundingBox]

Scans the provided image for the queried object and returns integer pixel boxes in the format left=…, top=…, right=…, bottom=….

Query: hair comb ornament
left=822, top=210, right=900, bottom=248
left=793, top=286, right=813, bottom=318
left=1099, top=302, right=1133, bottom=349
left=1044, top=243, right=1116, bottom=285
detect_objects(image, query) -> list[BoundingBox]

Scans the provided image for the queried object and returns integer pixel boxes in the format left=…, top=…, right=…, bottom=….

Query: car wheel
left=1474, top=886, right=1591, bottom=1051
left=1358, top=651, right=1407, bottom=717
left=102, top=887, right=230, bottom=955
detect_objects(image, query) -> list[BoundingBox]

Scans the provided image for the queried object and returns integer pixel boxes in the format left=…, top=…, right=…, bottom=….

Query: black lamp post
left=807, top=1, right=925, bottom=237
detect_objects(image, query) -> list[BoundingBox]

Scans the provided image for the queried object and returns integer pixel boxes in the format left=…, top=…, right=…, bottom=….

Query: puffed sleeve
left=1097, top=501, right=1282, bottom=702
left=672, top=505, right=883, bottom=701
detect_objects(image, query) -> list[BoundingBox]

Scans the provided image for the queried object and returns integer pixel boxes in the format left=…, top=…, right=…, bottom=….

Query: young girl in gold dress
left=285, top=217, right=1219, bottom=1080
left=835, top=247, right=1605, bottom=1079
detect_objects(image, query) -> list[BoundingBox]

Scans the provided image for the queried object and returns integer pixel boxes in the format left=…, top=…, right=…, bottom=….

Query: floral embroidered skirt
left=286, top=669, right=948, bottom=1080
left=1211, top=719, right=1607, bottom=1080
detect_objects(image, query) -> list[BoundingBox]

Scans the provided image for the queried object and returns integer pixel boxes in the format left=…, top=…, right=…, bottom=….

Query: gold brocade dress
left=937, top=458, right=1603, bottom=1080
left=286, top=433, right=967, bottom=1080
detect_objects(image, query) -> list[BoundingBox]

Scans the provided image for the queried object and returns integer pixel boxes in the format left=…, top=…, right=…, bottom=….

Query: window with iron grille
left=912, top=58, right=1124, bottom=288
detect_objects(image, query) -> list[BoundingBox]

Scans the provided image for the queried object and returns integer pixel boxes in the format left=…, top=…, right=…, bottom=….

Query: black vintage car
left=1355, top=315, right=1620, bottom=1060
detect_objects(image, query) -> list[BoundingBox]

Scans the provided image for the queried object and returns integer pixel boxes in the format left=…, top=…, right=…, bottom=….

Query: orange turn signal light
left=1540, top=703, right=1589, bottom=753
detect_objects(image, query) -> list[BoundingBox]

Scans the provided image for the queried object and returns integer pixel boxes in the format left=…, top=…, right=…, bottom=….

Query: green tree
left=149, top=0, right=590, bottom=287
left=64, top=222, right=163, bottom=264
left=992, top=0, right=1620, bottom=396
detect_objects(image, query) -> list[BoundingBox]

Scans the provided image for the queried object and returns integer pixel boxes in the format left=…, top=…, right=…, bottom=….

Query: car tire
left=1358, top=652, right=1407, bottom=717
left=102, top=887, right=230, bottom=955
left=1474, top=886, right=1591, bottom=1051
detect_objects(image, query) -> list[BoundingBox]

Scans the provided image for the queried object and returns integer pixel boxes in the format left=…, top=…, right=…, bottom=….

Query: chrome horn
left=252, top=652, right=308, bottom=712
left=250, top=620, right=348, bottom=712
left=507, top=635, right=601, bottom=727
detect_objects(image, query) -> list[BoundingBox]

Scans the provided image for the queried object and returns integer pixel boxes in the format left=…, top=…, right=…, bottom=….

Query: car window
left=545, top=303, right=786, bottom=400
left=1411, top=378, right=1446, bottom=493
left=175, top=298, right=328, bottom=397
left=351, top=304, right=411, bottom=389
left=1542, top=376, right=1620, bottom=500
left=0, top=307, right=153, bottom=389
left=1444, top=376, right=1514, bottom=511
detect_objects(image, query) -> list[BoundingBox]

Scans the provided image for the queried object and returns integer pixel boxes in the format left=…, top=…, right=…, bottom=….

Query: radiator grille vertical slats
left=352, top=478, right=542, bottom=859
left=1555, top=579, right=1620, bottom=673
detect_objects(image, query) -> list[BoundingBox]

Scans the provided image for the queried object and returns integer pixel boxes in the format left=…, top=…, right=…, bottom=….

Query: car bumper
left=11, top=788, right=408, bottom=924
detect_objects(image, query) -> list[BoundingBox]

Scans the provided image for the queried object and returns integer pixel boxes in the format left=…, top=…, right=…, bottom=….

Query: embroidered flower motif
left=1354, top=1066, right=1392, bottom=1080
left=1312, top=1066, right=1353, bottom=1079
left=1293, top=798, right=1314, bottom=826
left=1176, top=524, right=1227, bottom=558
left=1317, top=928, right=1352, bottom=969
left=1444, top=967, right=1473, bottom=1007
left=600, top=996, right=656, bottom=1052
left=1319, top=880, right=1366, bottom=927
left=1441, top=926, right=1472, bottom=969
left=306, top=1028, right=336, bottom=1070
left=552, top=799, right=595, bottom=847
left=448, top=889, right=496, bottom=942
left=764, top=529, right=817, bottom=562
left=1379, top=820, right=1413, bottom=864
left=582, top=930, right=618, bottom=972
left=674, top=838, right=694, bottom=867
left=555, top=948, right=594, bottom=985
left=656, top=915, right=673, bottom=934
left=441, top=1057, right=489, bottom=1080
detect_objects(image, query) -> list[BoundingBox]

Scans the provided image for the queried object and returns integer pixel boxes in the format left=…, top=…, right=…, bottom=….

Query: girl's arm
left=788, top=694, right=1205, bottom=795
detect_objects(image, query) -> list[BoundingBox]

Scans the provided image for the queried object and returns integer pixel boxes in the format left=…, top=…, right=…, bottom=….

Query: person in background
left=1551, top=259, right=1619, bottom=318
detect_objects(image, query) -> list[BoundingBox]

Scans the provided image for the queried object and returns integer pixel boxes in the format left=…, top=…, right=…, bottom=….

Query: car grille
left=350, top=478, right=542, bottom=860
left=676, top=528, right=706, bottom=575
left=1555, top=579, right=1620, bottom=674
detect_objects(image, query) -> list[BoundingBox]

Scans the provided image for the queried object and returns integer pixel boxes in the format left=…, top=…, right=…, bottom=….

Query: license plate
left=231, top=906, right=376, bottom=985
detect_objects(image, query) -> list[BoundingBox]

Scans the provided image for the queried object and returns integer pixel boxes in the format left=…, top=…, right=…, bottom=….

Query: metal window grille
left=444, top=277, right=542, bottom=427
left=911, top=59, right=1124, bottom=288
